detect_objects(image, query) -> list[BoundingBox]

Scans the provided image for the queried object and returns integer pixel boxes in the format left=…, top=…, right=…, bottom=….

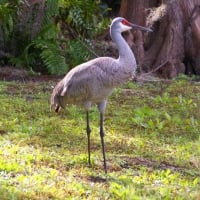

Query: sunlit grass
left=0, top=76, right=200, bottom=199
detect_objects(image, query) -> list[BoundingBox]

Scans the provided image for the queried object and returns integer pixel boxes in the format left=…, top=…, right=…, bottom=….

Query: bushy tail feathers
left=50, top=81, right=64, bottom=112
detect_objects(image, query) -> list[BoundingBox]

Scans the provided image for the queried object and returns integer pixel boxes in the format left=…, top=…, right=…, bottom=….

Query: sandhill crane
left=51, top=17, right=152, bottom=173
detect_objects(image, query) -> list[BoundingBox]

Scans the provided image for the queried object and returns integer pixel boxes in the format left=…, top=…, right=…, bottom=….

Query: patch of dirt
left=0, top=66, right=28, bottom=81
left=119, top=156, right=187, bottom=173
left=0, top=130, right=7, bottom=135
left=88, top=175, right=108, bottom=183
left=0, top=66, right=62, bottom=82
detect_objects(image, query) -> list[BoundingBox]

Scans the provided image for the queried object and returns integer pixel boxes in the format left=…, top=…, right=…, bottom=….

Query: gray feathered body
left=51, top=18, right=136, bottom=112
left=51, top=56, right=135, bottom=110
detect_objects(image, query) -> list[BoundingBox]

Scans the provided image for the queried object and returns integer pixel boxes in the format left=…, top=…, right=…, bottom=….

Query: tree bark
left=119, top=0, right=200, bottom=78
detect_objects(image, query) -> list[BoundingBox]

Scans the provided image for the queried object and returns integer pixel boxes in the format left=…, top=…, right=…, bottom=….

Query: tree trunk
left=119, top=0, right=200, bottom=78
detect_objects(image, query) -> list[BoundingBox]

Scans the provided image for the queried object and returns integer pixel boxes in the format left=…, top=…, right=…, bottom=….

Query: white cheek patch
left=120, top=23, right=132, bottom=32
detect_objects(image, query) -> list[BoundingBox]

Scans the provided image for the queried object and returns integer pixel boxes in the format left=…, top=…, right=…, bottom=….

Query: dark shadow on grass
left=116, top=156, right=200, bottom=177
left=88, top=175, right=108, bottom=183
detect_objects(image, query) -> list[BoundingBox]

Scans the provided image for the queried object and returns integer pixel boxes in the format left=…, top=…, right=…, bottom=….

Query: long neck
left=110, top=29, right=136, bottom=67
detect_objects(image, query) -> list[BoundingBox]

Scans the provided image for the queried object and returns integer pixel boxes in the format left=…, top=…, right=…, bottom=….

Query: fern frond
left=66, top=39, right=93, bottom=67
left=39, top=42, right=67, bottom=75
left=43, top=0, right=59, bottom=25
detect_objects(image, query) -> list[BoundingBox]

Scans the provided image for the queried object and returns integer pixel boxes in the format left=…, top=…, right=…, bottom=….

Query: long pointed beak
left=130, top=23, right=152, bottom=32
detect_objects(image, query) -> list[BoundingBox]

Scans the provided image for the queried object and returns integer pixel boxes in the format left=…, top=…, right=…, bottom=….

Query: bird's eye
left=121, top=19, right=130, bottom=26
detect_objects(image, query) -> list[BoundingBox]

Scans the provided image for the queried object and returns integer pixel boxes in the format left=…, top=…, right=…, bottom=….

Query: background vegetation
left=0, top=0, right=111, bottom=75
left=1, top=0, right=200, bottom=77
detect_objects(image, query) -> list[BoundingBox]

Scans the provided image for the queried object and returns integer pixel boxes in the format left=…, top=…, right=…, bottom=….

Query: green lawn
left=0, top=76, right=199, bottom=199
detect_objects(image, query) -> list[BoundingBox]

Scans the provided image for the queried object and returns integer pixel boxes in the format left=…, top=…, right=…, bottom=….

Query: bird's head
left=111, top=17, right=152, bottom=33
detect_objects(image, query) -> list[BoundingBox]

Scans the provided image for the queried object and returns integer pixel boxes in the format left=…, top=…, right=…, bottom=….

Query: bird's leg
left=100, top=112, right=107, bottom=173
left=86, top=111, right=91, bottom=166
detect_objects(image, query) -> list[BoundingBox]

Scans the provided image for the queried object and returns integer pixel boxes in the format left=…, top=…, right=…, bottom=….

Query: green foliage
left=59, top=0, right=109, bottom=37
left=66, top=39, right=94, bottom=67
left=0, top=78, right=200, bottom=199
left=0, top=1, right=22, bottom=64
left=0, top=0, right=109, bottom=74
left=39, top=42, right=67, bottom=75
left=0, top=0, right=65, bottom=74
left=23, top=24, right=67, bottom=75
left=0, top=1, right=26, bottom=39
left=22, top=0, right=67, bottom=75
left=0, top=3, right=14, bottom=40
left=43, top=0, right=59, bottom=25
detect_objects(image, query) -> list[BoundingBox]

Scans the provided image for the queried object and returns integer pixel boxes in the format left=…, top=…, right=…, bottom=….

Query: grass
left=0, top=75, right=200, bottom=199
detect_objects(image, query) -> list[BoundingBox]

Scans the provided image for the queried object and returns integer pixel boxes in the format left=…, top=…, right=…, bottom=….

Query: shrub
left=0, top=0, right=109, bottom=75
